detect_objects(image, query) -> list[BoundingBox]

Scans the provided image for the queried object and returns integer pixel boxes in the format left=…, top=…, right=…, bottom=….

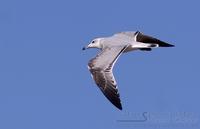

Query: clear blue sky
left=0, top=0, right=199, bottom=129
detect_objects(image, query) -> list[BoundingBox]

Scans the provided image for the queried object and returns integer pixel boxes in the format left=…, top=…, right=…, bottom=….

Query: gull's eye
left=92, top=40, right=95, bottom=43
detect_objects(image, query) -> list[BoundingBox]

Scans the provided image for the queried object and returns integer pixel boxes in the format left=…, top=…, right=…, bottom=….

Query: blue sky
left=0, top=0, right=200, bottom=129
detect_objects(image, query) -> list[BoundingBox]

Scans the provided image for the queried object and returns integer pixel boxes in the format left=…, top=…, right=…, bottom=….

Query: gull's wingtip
left=156, top=41, right=175, bottom=47
left=114, top=103, right=122, bottom=110
left=162, top=43, right=175, bottom=47
left=118, top=105, right=123, bottom=110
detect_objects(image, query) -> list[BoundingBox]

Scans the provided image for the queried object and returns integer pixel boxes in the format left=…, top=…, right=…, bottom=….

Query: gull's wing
left=135, top=31, right=174, bottom=47
left=88, top=45, right=128, bottom=110
left=116, top=31, right=174, bottom=47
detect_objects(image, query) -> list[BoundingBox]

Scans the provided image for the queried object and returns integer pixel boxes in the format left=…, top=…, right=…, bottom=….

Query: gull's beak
left=82, top=44, right=90, bottom=50
left=82, top=46, right=87, bottom=50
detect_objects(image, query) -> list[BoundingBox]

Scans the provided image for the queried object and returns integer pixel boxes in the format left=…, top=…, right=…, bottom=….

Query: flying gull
left=83, top=31, right=174, bottom=110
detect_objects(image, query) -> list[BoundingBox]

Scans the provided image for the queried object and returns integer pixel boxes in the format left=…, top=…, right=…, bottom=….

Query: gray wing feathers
left=88, top=46, right=126, bottom=70
left=88, top=46, right=128, bottom=110
left=115, top=31, right=136, bottom=38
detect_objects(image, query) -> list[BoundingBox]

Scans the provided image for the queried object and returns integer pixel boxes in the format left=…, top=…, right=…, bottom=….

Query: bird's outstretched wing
left=88, top=45, right=128, bottom=110
left=116, top=31, right=174, bottom=47
left=135, top=31, right=174, bottom=47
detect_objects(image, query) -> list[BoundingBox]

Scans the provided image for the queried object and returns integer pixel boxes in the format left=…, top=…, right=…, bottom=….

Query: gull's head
left=82, top=38, right=103, bottom=50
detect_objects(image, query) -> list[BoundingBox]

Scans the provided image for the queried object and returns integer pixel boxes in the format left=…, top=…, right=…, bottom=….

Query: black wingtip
left=101, top=87, right=123, bottom=111
left=108, top=97, right=123, bottom=110
left=113, top=102, right=122, bottom=110
left=136, top=32, right=175, bottom=48
left=112, top=102, right=122, bottom=110
left=159, top=43, right=175, bottom=47
left=118, top=105, right=122, bottom=110
left=169, top=44, right=175, bottom=47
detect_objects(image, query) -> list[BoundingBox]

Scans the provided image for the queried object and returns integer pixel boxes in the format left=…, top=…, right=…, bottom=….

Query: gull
left=83, top=31, right=174, bottom=110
